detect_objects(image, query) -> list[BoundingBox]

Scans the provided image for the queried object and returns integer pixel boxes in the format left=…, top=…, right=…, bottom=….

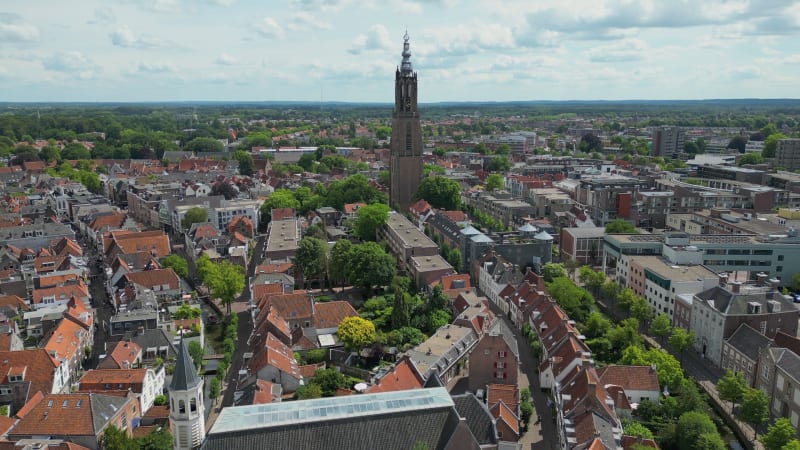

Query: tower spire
left=401, top=31, right=413, bottom=74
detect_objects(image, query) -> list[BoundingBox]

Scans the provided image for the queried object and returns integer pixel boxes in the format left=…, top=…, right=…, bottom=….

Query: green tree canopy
left=61, top=142, right=92, bottom=160
left=649, top=313, right=672, bottom=344
left=716, top=369, right=746, bottom=410
left=186, top=137, right=224, bottom=153
left=206, top=260, right=245, bottom=314
left=355, top=202, right=389, bottom=241
left=728, top=135, right=748, bottom=153
left=762, top=418, right=797, bottom=450
left=259, top=189, right=300, bottom=228
left=415, top=176, right=462, bottom=210
left=294, top=237, right=327, bottom=287
left=675, top=411, right=720, bottom=450
left=739, top=153, right=764, bottom=166
left=484, top=173, right=504, bottom=191
left=182, top=207, right=208, bottom=230
left=668, top=327, right=694, bottom=364
left=763, top=133, right=786, bottom=158
left=486, top=155, right=511, bottom=172
left=347, top=242, right=397, bottom=293
left=337, top=316, right=377, bottom=352
left=328, top=239, right=353, bottom=288
left=740, top=388, right=769, bottom=438
left=160, top=254, right=189, bottom=278
left=233, top=150, right=254, bottom=176
left=605, top=219, right=636, bottom=233
left=542, top=262, right=567, bottom=282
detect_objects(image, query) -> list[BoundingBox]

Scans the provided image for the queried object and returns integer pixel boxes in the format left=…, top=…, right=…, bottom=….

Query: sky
left=1, top=0, right=799, bottom=103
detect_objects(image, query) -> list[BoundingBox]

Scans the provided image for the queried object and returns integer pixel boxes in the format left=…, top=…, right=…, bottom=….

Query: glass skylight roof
left=211, top=387, right=453, bottom=434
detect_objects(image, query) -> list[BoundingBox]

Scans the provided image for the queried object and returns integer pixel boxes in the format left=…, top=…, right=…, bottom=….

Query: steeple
left=400, top=30, right=413, bottom=75
left=171, top=339, right=201, bottom=391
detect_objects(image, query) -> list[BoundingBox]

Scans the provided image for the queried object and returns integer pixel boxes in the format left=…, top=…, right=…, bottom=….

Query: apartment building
left=775, top=139, right=800, bottom=171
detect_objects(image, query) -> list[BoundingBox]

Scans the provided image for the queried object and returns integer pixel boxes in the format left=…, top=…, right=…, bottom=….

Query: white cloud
left=348, top=24, right=392, bottom=55
left=0, top=13, right=39, bottom=43
left=287, top=12, right=332, bottom=32
left=110, top=25, right=167, bottom=49
left=419, top=22, right=516, bottom=57
left=87, top=7, right=116, bottom=25
left=42, top=51, right=101, bottom=79
left=255, top=17, right=284, bottom=39
left=290, top=0, right=350, bottom=12
left=587, top=38, right=649, bottom=62
left=203, top=0, right=236, bottom=5
left=215, top=53, right=239, bottom=65
left=135, top=61, right=179, bottom=73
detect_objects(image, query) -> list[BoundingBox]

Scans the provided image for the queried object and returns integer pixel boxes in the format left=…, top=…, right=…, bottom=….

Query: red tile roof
left=253, top=379, right=278, bottom=405
left=78, top=368, right=146, bottom=391
left=0, top=295, right=29, bottom=312
left=365, top=358, right=424, bottom=394
left=10, top=393, right=131, bottom=437
left=248, top=333, right=300, bottom=382
left=0, top=350, right=59, bottom=400
left=596, top=365, right=660, bottom=394
left=98, top=340, right=142, bottom=370
left=313, top=301, right=358, bottom=330
left=489, top=400, right=519, bottom=436
left=343, top=203, right=366, bottom=215
left=271, top=208, right=295, bottom=221
left=123, top=268, right=180, bottom=290
left=254, top=263, right=293, bottom=275
left=487, top=384, right=518, bottom=413
left=44, top=318, right=88, bottom=363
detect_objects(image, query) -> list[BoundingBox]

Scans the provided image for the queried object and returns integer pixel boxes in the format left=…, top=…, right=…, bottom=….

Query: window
left=497, top=431, right=503, bottom=438
left=0, top=388, right=10, bottom=395
left=190, top=397, right=197, bottom=412
left=497, top=351, right=507, bottom=358
left=179, top=399, right=186, bottom=414
left=496, top=362, right=505, bottom=369
left=484, top=350, right=489, bottom=356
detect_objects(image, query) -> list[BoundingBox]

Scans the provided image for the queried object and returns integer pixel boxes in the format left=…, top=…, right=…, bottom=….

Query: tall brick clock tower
left=390, top=31, right=423, bottom=211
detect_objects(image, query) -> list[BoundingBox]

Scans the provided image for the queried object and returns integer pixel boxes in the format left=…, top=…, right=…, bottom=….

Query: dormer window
left=8, top=375, right=22, bottom=382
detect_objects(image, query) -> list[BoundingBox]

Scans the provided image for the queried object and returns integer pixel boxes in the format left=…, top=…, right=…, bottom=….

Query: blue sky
left=1, top=0, right=799, bottom=102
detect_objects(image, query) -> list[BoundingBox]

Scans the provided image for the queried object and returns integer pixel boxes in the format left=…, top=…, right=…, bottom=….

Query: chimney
left=718, top=273, right=728, bottom=287
left=769, top=278, right=780, bottom=291
left=757, top=273, right=768, bottom=287
left=730, top=281, right=741, bottom=294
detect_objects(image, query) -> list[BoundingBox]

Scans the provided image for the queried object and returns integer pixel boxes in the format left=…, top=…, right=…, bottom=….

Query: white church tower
left=169, top=339, right=206, bottom=449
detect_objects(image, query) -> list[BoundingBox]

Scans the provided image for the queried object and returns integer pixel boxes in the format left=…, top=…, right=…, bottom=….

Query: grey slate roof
left=725, top=323, right=773, bottom=361
left=125, top=328, right=177, bottom=358
left=452, top=393, right=498, bottom=446
left=488, top=319, right=520, bottom=359
left=776, top=348, right=800, bottom=383
left=170, top=339, right=201, bottom=391
left=90, top=393, right=131, bottom=433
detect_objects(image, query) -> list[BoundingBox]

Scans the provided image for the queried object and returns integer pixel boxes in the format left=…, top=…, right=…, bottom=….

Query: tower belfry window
left=406, top=124, right=412, bottom=154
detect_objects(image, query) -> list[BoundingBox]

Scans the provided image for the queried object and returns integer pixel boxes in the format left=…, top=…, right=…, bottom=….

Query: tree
left=446, top=248, right=463, bottom=272
left=337, top=316, right=376, bottom=352
left=739, top=153, right=764, bottom=166
left=324, top=174, right=385, bottom=210
left=684, top=140, right=700, bottom=155
left=328, top=239, right=353, bottom=289
left=761, top=418, right=797, bottom=450
left=206, top=261, right=245, bottom=314
left=620, top=346, right=684, bottom=391
left=541, top=262, right=566, bottom=282
left=181, top=207, right=208, bottom=230
left=209, top=377, right=220, bottom=399
left=39, top=145, right=61, bottom=163
left=391, top=290, right=412, bottom=329
left=781, top=440, right=800, bottom=450
left=605, top=219, right=636, bottom=233
left=740, top=387, right=769, bottom=439
left=694, top=433, right=727, bottom=450
left=61, top=142, right=91, bottom=160
left=153, top=394, right=167, bottom=406
left=486, top=155, right=511, bottom=172
left=622, top=421, right=655, bottom=439
left=347, top=242, right=396, bottom=293
left=630, top=295, right=654, bottom=328
left=728, top=135, right=748, bottom=153
left=579, top=133, right=603, bottom=153
left=102, top=425, right=138, bottom=450
left=355, top=202, right=389, bottom=241
left=675, top=411, right=719, bottom=450
left=763, top=133, right=786, bottom=158
left=160, top=254, right=188, bottom=278
left=297, top=153, right=316, bottom=171
left=578, top=266, right=605, bottom=293
left=485, top=173, right=504, bottom=191
left=716, top=369, right=746, bottom=411
left=546, top=277, right=594, bottom=322
left=649, top=313, right=672, bottom=345
left=415, top=176, right=461, bottom=210
left=668, top=327, right=694, bottom=364
left=601, top=279, right=619, bottom=301
left=185, top=137, right=224, bottom=153
left=259, top=189, right=300, bottom=228
left=581, top=311, right=611, bottom=339
left=233, top=150, right=254, bottom=176
left=188, top=341, right=204, bottom=370
left=137, top=426, right=173, bottom=450
left=295, top=383, right=323, bottom=399
left=173, top=304, right=201, bottom=320
left=294, top=237, right=327, bottom=288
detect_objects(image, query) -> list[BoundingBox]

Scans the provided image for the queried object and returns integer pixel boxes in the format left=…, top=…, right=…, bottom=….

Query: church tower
left=169, top=340, right=206, bottom=449
left=390, top=31, right=424, bottom=210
